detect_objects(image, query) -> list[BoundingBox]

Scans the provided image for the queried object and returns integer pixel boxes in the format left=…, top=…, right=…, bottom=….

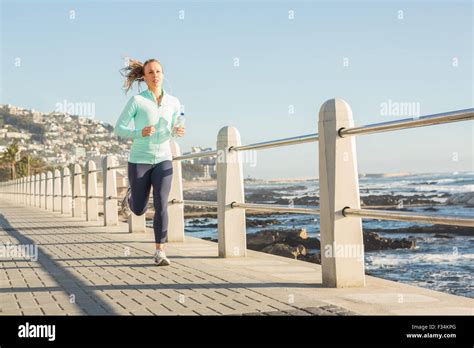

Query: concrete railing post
left=102, top=155, right=118, bottom=226
left=318, top=98, right=365, bottom=288
left=23, top=176, right=30, bottom=205
left=168, top=140, right=185, bottom=242
left=18, top=177, right=25, bottom=204
left=16, top=178, right=20, bottom=203
left=24, top=177, right=27, bottom=205
left=216, top=126, right=247, bottom=258
left=46, top=171, right=53, bottom=211
left=85, top=160, right=99, bottom=221
left=35, top=174, right=40, bottom=207
left=62, top=167, right=72, bottom=216
left=24, top=177, right=28, bottom=204
left=28, top=175, right=33, bottom=206
left=23, top=177, right=27, bottom=205
left=30, top=175, right=34, bottom=206
left=17, top=178, right=20, bottom=204
left=40, top=173, right=46, bottom=208
left=53, top=169, right=61, bottom=212
left=72, top=164, right=84, bottom=218
left=20, top=177, right=24, bottom=204
left=23, top=177, right=27, bottom=204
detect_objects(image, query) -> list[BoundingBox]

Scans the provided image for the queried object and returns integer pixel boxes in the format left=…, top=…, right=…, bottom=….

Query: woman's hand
left=175, top=127, right=185, bottom=137
left=142, top=125, right=155, bottom=137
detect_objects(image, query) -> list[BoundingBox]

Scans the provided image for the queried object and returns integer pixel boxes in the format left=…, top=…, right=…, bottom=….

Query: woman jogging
left=114, top=58, right=185, bottom=266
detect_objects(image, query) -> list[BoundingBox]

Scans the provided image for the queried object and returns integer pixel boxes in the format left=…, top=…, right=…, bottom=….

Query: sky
left=1, top=0, right=473, bottom=179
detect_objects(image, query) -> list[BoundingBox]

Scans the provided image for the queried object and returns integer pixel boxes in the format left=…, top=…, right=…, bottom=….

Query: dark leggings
left=127, top=160, right=173, bottom=244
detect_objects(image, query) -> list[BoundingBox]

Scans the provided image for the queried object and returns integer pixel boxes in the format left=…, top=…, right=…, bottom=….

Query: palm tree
left=0, top=141, right=20, bottom=180
left=29, top=156, right=47, bottom=175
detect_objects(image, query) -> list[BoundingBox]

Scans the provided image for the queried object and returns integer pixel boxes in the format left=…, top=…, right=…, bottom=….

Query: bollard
left=168, top=140, right=185, bottom=242
left=62, top=167, right=72, bottom=216
left=102, top=156, right=119, bottom=226
left=318, top=98, right=365, bottom=288
left=216, top=126, right=247, bottom=258
left=72, top=164, right=84, bottom=219
left=85, top=160, right=99, bottom=221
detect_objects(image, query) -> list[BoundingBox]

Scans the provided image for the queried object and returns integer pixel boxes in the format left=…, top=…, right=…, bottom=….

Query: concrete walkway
left=1, top=201, right=473, bottom=316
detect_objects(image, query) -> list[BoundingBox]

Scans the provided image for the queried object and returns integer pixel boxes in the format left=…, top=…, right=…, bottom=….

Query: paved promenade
left=1, top=201, right=473, bottom=316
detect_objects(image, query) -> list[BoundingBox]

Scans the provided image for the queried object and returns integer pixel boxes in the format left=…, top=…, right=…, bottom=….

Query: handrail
left=170, top=199, right=321, bottom=214
left=229, top=133, right=319, bottom=152
left=231, top=202, right=320, bottom=215
left=173, top=150, right=218, bottom=161
left=339, top=108, right=474, bottom=137
left=171, top=199, right=218, bottom=208
left=342, top=207, right=474, bottom=227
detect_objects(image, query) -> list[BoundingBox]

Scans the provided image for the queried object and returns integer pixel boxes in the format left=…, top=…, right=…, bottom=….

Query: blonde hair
left=120, top=58, right=163, bottom=93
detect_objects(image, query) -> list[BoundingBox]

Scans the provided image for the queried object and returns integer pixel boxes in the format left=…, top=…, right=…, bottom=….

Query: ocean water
left=183, top=172, right=474, bottom=298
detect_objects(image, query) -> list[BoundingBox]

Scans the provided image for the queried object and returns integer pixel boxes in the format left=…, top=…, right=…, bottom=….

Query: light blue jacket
left=114, top=88, right=181, bottom=164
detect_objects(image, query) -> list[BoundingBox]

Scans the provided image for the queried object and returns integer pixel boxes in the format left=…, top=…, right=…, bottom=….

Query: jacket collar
left=143, top=88, right=167, bottom=106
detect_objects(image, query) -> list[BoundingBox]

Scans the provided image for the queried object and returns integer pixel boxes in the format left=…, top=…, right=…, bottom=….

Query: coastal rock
left=298, top=252, right=321, bottom=264
left=246, top=218, right=281, bottom=228
left=434, top=234, right=453, bottom=239
left=246, top=228, right=320, bottom=251
left=360, top=194, right=437, bottom=206
left=365, top=225, right=474, bottom=236
left=262, top=243, right=301, bottom=258
left=274, top=196, right=319, bottom=205
left=202, top=229, right=417, bottom=263
left=247, top=230, right=277, bottom=248
left=446, top=192, right=474, bottom=206
left=246, top=189, right=284, bottom=202
left=363, top=231, right=416, bottom=251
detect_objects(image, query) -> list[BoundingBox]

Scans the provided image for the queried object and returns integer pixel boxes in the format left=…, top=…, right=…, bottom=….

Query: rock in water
left=446, top=192, right=474, bottom=206
left=363, top=231, right=416, bottom=251
left=247, top=228, right=320, bottom=251
left=262, top=243, right=300, bottom=259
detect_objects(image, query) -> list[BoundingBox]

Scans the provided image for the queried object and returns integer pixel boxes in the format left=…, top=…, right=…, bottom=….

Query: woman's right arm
left=113, top=97, right=143, bottom=139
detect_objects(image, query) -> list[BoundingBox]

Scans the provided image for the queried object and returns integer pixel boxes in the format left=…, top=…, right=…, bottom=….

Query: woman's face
left=143, top=61, right=164, bottom=90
